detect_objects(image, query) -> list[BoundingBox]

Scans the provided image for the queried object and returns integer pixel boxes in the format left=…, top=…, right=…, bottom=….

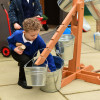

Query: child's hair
left=23, top=17, right=42, bottom=32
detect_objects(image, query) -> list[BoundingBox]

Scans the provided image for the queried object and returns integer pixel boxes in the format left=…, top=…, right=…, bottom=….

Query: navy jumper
left=7, top=30, right=56, bottom=72
left=9, top=0, right=42, bottom=32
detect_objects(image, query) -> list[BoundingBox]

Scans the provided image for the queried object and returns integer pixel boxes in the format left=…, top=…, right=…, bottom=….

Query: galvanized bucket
left=94, top=32, right=100, bottom=50
left=40, top=56, right=64, bottom=93
left=58, top=34, right=75, bottom=61
left=24, top=59, right=47, bottom=86
left=40, top=68, right=62, bottom=92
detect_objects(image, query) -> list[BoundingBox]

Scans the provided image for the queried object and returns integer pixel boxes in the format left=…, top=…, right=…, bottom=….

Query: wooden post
left=96, top=20, right=100, bottom=32
left=68, top=0, right=84, bottom=72
left=35, top=0, right=100, bottom=88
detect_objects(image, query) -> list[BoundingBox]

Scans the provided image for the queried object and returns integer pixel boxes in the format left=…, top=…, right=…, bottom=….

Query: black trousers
left=11, top=51, right=32, bottom=82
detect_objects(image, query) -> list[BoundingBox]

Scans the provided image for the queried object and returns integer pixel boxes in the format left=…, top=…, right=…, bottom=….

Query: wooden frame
left=35, top=0, right=100, bottom=88
left=96, top=20, right=100, bottom=32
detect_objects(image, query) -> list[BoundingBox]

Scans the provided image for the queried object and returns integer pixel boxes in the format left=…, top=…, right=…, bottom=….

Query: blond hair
left=23, top=17, right=42, bottom=32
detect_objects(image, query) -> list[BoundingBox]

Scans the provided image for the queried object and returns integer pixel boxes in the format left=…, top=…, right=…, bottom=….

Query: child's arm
left=7, top=35, right=16, bottom=51
left=7, top=31, right=20, bottom=51
left=47, top=54, right=56, bottom=72
left=8, top=1, right=18, bottom=25
left=34, top=0, right=43, bottom=17
left=38, top=35, right=56, bottom=72
left=7, top=36, right=24, bottom=55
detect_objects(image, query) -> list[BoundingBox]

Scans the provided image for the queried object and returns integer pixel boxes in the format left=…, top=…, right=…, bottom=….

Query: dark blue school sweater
left=22, top=0, right=35, bottom=19
left=7, top=30, right=56, bottom=72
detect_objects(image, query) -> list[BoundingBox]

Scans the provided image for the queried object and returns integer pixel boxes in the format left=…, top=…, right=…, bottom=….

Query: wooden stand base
left=34, top=0, right=100, bottom=88
left=61, top=64, right=100, bottom=88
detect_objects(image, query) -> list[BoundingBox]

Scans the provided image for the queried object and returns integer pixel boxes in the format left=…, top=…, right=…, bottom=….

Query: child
left=9, top=0, right=43, bottom=33
left=7, top=17, right=56, bottom=89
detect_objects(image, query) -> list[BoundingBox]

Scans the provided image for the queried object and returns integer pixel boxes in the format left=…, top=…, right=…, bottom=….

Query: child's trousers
left=11, top=51, right=32, bottom=82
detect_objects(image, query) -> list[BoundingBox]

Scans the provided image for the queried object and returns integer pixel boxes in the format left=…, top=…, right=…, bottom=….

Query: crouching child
left=7, top=17, right=56, bottom=89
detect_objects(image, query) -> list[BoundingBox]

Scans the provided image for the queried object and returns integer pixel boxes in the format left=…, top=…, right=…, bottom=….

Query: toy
left=37, top=15, right=49, bottom=31
left=16, top=43, right=26, bottom=50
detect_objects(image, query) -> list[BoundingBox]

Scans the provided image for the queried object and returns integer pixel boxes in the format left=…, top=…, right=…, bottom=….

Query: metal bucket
left=24, top=60, right=47, bottom=86
left=40, top=68, right=62, bottom=92
left=57, top=0, right=73, bottom=13
left=57, top=0, right=100, bottom=20
left=40, top=56, right=64, bottom=93
left=58, top=34, right=75, bottom=61
left=94, top=32, right=100, bottom=50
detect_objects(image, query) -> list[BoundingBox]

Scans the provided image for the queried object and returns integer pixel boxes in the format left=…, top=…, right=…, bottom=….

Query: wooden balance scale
left=35, top=0, right=100, bottom=88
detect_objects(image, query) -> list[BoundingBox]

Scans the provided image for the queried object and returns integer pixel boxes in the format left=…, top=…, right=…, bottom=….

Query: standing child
left=9, top=0, right=43, bottom=33
left=7, top=17, right=56, bottom=89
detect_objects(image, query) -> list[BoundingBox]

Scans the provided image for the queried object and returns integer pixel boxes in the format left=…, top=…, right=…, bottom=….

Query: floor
left=0, top=16, right=100, bottom=100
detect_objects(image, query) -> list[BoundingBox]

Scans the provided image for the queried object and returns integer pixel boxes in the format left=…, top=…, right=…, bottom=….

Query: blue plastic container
left=63, top=25, right=71, bottom=34
left=94, top=34, right=95, bottom=42
left=94, top=32, right=100, bottom=42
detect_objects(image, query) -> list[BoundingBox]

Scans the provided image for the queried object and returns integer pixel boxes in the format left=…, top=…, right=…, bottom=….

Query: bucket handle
left=24, top=47, right=64, bottom=71
left=24, top=48, right=48, bottom=68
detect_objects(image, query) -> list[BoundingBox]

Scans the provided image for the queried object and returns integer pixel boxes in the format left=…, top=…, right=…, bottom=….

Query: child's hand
left=47, top=68, right=51, bottom=72
left=14, top=23, right=22, bottom=30
left=14, top=47, right=24, bottom=55
left=36, top=15, right=41, bottom=17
